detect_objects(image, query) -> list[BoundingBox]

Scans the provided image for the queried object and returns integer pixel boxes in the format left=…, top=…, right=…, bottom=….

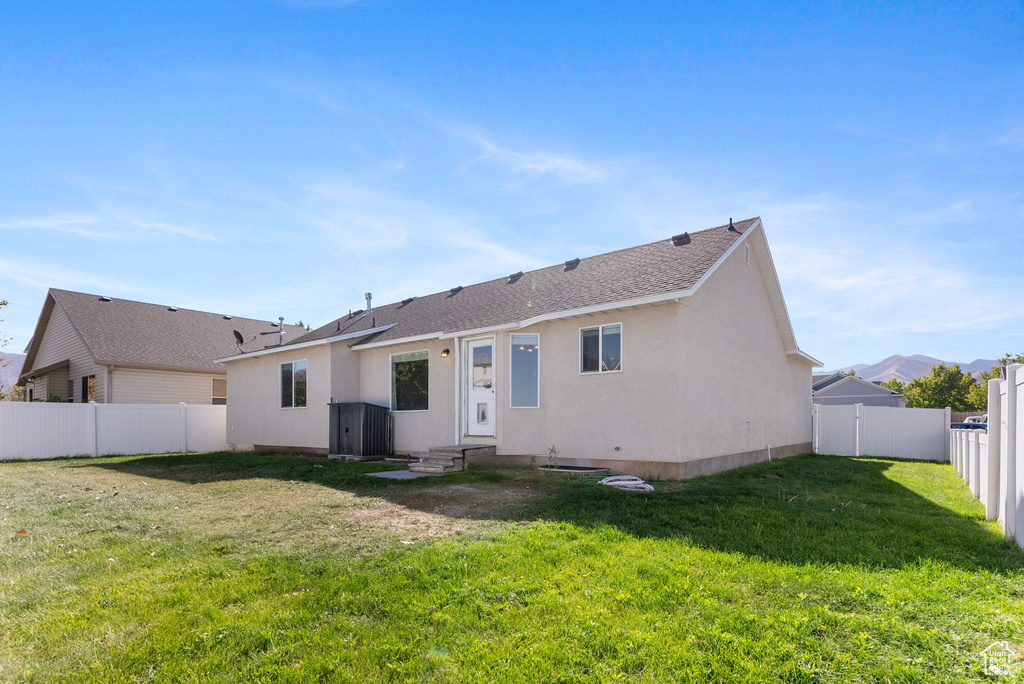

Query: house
left=218, top=217, right=823, bottom=479
left=812, top=372, right=906, bottom=408
left=18, top=289, right=304, bottom=404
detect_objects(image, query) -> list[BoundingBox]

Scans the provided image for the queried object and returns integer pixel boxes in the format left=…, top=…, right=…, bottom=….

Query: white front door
left=465, top=338, right=496, bottom=437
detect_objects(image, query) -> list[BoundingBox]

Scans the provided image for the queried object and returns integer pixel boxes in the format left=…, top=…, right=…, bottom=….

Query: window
left=68, top=379, right=74, bottom=402
left=212, top=378, right=227, bottom=406
left=391, top=350, right=428, bottom=411
left=280, top=360, right=307, bottom=408
left=81, top=375, right=96, bottom=402
left=510, top=334, right=539, bottom=408
left=580, top=324, right=622, bottom=373
left=28, top=388, right=34, bottom=402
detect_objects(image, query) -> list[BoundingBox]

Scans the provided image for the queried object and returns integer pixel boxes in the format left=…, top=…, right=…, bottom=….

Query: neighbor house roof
left=20, top=289, right=305, bottom=381
left=812, top=374, right=904, bottom=398
left=217, top=217, right=822, bottom=366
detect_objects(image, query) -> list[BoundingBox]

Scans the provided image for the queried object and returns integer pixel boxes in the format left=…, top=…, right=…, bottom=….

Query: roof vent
left=449, top=286, right=463, bottom=296
left=98, top=296, right=111, bottom=302
left=223, top=315, right=232, bottom=320
left=168, top=307, right=178, bottom=312
left=400, top=297, right=414, bottom=306
left=507, top=271, right=523, bottom=284
left=270, top=321, right=279, bottom=327
left=564, top=258, right=580, bottom=271
left=728, top=217, right=736, bottom=232
left=671, top=232, right=691, bottom=246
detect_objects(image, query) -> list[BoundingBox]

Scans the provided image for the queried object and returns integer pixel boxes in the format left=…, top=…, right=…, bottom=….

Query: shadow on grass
left=81, top=451, right=1024, bottom=573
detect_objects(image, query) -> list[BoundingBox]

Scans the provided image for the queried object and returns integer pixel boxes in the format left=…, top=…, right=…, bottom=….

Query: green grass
left=2, top=452, right=1022, bottom=682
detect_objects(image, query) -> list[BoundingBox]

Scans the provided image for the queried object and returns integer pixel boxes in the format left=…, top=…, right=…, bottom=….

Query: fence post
left=90, top=401, right=98, bottom=458
left=854, top=403, right=862, bottom=457
left=987, top=379, right=1001, bottom=520
left=179, top=402, right=188, bottom=453
left=812, top=404, right=820, bottom=453
left=969, top=431, right=980, bottom=497
left=944, top=406, right=952, bottom=463
left=1005, top=365, right=1021, bottom=541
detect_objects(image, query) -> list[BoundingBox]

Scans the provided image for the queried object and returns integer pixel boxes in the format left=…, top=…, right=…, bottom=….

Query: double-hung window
left=212, top=378, right=227, bottom=406
left=391, top=350, right=428, bottom=411
left=510, top=334, right=540, bottom=407
left=580, top=323, right=622, bottom=373
left=281, top=360, right=307, bottom=408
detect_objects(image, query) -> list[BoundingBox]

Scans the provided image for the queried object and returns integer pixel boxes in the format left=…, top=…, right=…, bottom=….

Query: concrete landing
left=365, top=469, right=436, bottom=480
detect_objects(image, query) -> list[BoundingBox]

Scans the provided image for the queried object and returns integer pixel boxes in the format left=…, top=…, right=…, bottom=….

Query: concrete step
left=409, top=461, right=464, bottom=474
left=416, top=454, right=465, bottom=466
left=428, top=444, right=496, bottom=459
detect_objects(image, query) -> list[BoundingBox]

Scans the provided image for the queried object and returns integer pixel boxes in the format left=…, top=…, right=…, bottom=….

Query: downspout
left=453, top=336, right=461, bottom=444
left=106, top=365, right=115, bottom=404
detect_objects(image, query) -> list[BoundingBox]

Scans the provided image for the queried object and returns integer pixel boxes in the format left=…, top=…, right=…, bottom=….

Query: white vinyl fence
left=951, top=364, right=1024, bottom=549
left=813, top=404, right=951, bottom=461
left=0, top=402, right=226, bottom=461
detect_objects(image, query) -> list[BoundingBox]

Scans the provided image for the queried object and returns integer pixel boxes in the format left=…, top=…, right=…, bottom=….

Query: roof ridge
left=305, top=217, right=760, bottom=336
left=48, top=288, right=305, bottom=330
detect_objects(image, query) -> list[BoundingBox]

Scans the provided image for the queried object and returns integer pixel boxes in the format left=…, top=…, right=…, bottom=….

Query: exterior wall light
left=441, top=348, right=450, bottom=358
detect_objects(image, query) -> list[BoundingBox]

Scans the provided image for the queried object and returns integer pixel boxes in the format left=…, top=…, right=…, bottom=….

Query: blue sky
left=1, top=1, right=1021, bottom=370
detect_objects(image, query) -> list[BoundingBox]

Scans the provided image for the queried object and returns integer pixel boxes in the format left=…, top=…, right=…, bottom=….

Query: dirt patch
left=398, top=483, right=541, bottom=519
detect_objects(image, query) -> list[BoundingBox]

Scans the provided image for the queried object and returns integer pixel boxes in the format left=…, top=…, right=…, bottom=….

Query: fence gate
left=813, top=404, right=950, bottom=461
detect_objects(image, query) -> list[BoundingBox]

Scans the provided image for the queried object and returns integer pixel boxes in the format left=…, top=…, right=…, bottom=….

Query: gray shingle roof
left=48, top=289, right=306, bottom=372
left=289, top=218, right=757, bottom=349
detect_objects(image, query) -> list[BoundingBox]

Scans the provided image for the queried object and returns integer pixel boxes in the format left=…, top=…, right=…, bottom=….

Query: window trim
left=280, top=359, right=308, bottom=410
left=389, top=349, right=430, bottom=413
left=509, top=333, right=540, bottom=409
left=578, top=322, right=623, bottom=375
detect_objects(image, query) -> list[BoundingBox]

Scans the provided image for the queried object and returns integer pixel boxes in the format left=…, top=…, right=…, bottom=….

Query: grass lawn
left=2, top=452, right=1023, bottom=683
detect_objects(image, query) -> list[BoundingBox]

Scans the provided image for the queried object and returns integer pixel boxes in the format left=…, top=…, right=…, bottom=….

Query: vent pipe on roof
left=279, top=317, right=285, bottom=346
left=365, top=293, right=372, bottom=316
left=728, top=218, right=735, bottom=231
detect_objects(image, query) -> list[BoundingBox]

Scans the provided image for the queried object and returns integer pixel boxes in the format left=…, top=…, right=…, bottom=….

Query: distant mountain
left=829, top=354, right=998, bottom=384
left=0, top=352, right=25, bottom=392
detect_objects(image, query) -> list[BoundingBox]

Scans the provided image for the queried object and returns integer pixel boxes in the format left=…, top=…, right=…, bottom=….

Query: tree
left=902, top=363, right=976, bottom=411
left=968, top=352, right=1024, bottom=411
left=294, top=320, right=312, bottom=332
left=880, top=378, right=907, bottom=395
left=844, top=369, right=857, bottom=376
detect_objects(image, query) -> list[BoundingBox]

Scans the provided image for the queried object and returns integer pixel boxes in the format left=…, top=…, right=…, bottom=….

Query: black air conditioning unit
left=329, top=402, right=393, bottom=460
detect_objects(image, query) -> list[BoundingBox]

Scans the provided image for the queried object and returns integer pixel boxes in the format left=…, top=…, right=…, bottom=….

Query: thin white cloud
left=993, top=128, right=1024, bottom=150
left=0, top=255, right=145, bottom=294
left=0, top=214, right=119, bottom=239
left=444, top=125, right=608, bottom=185
left=131, top=220, right=225, bottom=244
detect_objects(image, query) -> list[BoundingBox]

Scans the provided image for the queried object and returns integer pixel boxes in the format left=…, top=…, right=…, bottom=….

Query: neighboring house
left=218, top=217, right=823, bottom=479
left=812, top=373, right=906, bottom=408
left=18, top=289, right=304, bottom=404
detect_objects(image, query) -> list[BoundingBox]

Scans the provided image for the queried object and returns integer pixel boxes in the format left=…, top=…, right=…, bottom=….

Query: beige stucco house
left=18, top=289, right=304, bottom=404
left=219, top=218, right=822, bottom=478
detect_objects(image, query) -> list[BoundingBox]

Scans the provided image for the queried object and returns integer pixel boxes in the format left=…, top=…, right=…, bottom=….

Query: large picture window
left=392, top=350, right=428, bottom=411
left=580, top=324, right=622, bottom=373
left=281, top=360, right=307, bottom=408
left=510, top=334, right=539, bottom=408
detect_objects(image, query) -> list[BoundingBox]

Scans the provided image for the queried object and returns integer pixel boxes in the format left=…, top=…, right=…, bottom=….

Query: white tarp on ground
left=0, top=402, right=226, bottom=460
